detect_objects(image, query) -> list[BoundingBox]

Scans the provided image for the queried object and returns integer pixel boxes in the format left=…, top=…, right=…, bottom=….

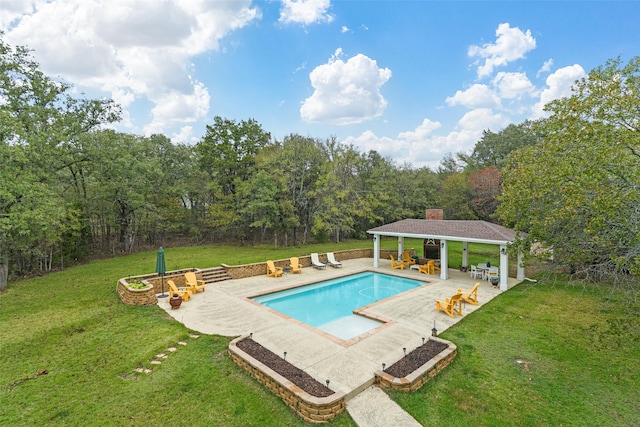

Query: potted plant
left=169, top=293, right=183, bottom=309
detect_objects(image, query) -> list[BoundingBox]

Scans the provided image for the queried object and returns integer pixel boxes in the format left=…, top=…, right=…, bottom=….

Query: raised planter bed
left=228, top=336, right=346, bottom=424
left=375, top=336, right=457, bottom=392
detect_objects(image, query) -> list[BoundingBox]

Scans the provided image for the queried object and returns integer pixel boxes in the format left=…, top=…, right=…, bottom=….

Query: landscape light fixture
left=432, top=320, right=438, bottom=337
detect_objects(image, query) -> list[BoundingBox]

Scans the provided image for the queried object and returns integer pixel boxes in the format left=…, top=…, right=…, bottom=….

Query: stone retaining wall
left=117, top=268, right=197, bottom=306
left=229, top=335, right=346, bottom=423
left=222, top=248, right=374, bottom=280
left=375, top=336, right=457, bottom=392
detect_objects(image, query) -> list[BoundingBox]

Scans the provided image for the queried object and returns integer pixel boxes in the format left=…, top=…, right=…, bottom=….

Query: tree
left=460, top=121, right=542, bottom=170
left=468, top=166, right=502, bottom=221
left=196, top=117, right=271, bottom=240
left=0, top=35, right=119, bottom=289
left=499, top=56, right=640, bottom=281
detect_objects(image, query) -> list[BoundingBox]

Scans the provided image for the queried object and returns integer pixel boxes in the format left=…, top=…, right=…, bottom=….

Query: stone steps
left=200, top=267, right=232, bottom=283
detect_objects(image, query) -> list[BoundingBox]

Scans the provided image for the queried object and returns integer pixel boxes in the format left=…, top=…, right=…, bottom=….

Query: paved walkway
left=158, top=259, right=518, bottom=426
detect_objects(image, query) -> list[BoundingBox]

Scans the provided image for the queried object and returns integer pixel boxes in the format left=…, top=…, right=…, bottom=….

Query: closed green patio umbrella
left=156, top=247, right=167, bottom=298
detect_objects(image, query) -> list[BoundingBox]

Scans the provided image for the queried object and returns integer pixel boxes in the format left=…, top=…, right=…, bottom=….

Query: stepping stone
left=144, top=369, right=152, bottom=374
left=134, top=368, right=144, bottom=373
left=189, top=334, right=200, bottom=339
left=168, top=347, right=177, bottom=352
left=151, top=360, right=162, bottom=365
left=178, top=341, right=187, bottom=346
left=156, top=353, right=166, bottom=358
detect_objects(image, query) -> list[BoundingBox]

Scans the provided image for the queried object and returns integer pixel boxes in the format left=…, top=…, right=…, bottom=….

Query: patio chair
left=435, top=292, right=463, bottom=318
left=390, top=255, right=405, bottom=270
left=487, top=266, right=499, bottom=282
left=418, top=261, right=434, bottom=275
left=469, top=265, right=482, bottom=280
left=402, top=251, right=416, bottom=267
left=289, top=257, right=302, bottom=274
left=310, top=253, right=326, bottom=269
left=168, top=280, right=191, bottom=302
left=460, top=282, right=480, bottom=306
left=185, top=271, right=205, bottom=293
left=326, top=252, right=342, bottom=268
left=266, top=260, right=284, bottom=277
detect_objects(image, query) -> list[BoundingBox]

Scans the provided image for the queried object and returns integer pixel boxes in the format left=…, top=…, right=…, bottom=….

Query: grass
left=3, top=239, right=635, bottom=425
left=389, top=278, right=640, bottom=426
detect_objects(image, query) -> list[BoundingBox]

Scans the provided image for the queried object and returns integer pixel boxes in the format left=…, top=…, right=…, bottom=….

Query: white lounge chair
left=310, top=253, right=326, bottom=269
left=326, top=252, right=342, bottom=268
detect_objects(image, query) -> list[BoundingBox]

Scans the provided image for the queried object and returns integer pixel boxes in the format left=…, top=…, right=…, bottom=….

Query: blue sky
left=2, top=1, right=638, bottom=168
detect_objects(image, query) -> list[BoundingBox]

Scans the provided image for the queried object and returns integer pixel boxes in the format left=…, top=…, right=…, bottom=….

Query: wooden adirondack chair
left=435, top=292, right=463, bottom=318
left=289, top=257, right=302, bottom=274
left=168, top=280, right=191, bottom=302
left=418, top=260, right=434, bottom=275
left=390, top=255, right=405, bottom=270
left=266, top=260, right=283, bottom=277
left=460, top=282, right=480, bottom=305
left=185, top=271, right=205, bottom=293
left=402, top=251, right=416, bottom=267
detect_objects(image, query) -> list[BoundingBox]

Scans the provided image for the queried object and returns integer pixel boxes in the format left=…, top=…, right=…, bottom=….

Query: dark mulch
left=236, top=338, right=334, bottom=398
left=384, top=340, right=448, bottom=378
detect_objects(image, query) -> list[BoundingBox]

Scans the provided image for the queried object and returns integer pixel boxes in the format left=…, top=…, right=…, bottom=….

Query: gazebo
left=367, top=219, right=525, bottom=291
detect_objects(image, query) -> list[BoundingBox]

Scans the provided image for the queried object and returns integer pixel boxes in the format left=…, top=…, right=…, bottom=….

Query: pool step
left=200, top=267, right=232, bottom=284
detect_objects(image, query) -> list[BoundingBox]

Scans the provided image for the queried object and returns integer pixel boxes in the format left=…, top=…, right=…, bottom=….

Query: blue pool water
left=253, top=272, right=427, bottom=340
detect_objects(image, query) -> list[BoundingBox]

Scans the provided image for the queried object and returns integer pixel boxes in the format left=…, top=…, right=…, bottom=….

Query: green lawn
left=390, top=278, right=640, bottom=426
left=1, top=241, right=637, bottom=426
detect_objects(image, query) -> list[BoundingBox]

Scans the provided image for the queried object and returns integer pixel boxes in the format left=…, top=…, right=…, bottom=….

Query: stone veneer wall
left=228, top=336, right=346, bottom=423
left=222, top=248, right=375, bottom=280
left=117, top=268, right=198, bottom=306
left=375, top=336, right=457, bottom=392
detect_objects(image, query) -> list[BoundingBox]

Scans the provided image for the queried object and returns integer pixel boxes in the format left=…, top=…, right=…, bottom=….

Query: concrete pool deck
left=158, top=258, right=519, bottom=426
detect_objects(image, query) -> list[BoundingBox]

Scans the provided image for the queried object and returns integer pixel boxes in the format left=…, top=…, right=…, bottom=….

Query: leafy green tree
left=468, top=166, right=502, bottom=221
left=499, top=56, right=640, bottom=281
left=0, top=35, right=118, bottom=288
left=460, top=121, right=542, bottom=169
left=438, top=172, right=476, bottom=220
left=276, top=134, right=325, bottom=245
left=196, top=117, right=271, bottom=240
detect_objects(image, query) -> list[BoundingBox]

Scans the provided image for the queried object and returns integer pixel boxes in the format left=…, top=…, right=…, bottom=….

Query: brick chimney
left=425, top=209, right=444, bottom=220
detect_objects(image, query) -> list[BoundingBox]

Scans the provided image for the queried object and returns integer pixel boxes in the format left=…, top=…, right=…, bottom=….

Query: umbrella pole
left=159, top=273, right=168, bottom=298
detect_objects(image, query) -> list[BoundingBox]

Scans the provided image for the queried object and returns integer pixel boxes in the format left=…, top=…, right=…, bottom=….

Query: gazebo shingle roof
left=367, top=219, right=518, bottom=244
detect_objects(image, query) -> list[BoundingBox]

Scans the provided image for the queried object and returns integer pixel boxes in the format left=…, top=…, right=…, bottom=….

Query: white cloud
left=341, top=109, right=507, bottom=169
left=492, top=72, right=535, bottom=99
left=532, top=64, right=585, bottom=118
left=445, top=84, right=501, bottom=109
left=341, top=25, right=349, bottom=33
left=300, top=49, right=392, bottom=125
left=468, top=23, right=536, bottom=78
left=537, top=58, right=554, bottom=77
left=279, top=0, right=334, bottom=25
left=398, top=119, right=441, bottom=141
left=4, top=0, right=259, bottom=139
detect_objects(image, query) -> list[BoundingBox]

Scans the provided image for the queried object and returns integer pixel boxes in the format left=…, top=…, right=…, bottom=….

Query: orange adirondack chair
left=435, top=292, right=463, bottom=318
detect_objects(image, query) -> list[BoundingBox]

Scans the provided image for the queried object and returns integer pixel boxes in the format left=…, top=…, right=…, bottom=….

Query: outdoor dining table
left=476, top=264, right=489, bottom=280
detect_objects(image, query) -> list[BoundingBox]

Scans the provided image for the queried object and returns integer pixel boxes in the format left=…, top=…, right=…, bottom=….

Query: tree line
left=1, top=34, right=638, bottom=289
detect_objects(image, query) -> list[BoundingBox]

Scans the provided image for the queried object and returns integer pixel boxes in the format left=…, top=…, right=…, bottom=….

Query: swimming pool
left=252, top=272, right=427, bottom=341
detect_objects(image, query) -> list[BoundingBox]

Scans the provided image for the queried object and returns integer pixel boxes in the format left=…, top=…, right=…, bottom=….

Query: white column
left=517, top=251, right=525, bottom=280
left=499, top=245, right=508, bottom=291
left=398, top=236, right=404, bottom=257
left=373, top=234, right=380, bottom=268
left=462, top=242, right=469, bottom=268
left=440, top=240, right=448, bottom=280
